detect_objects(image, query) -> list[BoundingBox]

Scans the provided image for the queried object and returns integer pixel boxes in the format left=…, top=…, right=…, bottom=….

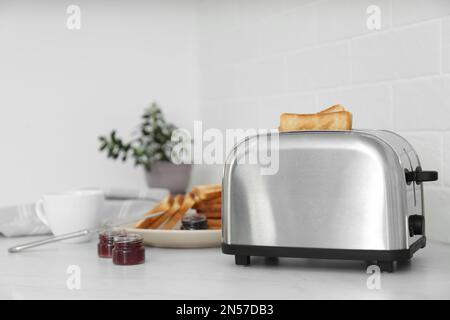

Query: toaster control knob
left=409, top=215, right=425, bottom=236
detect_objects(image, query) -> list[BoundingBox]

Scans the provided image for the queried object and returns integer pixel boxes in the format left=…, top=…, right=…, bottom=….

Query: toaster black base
left=222, top=236, right=426, bottom=273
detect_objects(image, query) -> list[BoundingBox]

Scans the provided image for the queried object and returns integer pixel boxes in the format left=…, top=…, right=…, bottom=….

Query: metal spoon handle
left=8, top=229, right=91, bottom=253
left=7, top=211, right=164, bottom=253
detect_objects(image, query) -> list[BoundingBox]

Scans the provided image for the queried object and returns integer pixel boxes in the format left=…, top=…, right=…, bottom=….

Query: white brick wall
left=287, top=43, right=351, bottom=91
left=352, top=22, right=440, bottom=83
left=238, top=57, right=286, bottom=97
left=318, top=85, right=393, bottom=129
left=443, top=18, right=450, bottom=73
left=260, top=5, right=315, bottom=55
left=316, top=0, right=392, bottom=42
left=444, top=133, right=450, bottom=187
left=392, top=0, right=450, bottom=26
left=393, top=77, right=450, bottom=130
left=196, top=0, right=450, bottom=243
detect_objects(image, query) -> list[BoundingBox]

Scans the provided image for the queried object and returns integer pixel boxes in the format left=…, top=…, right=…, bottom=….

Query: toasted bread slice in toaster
left=318, top=104, right=347, bottom=114
left=279, top=111, right=352, bottom=132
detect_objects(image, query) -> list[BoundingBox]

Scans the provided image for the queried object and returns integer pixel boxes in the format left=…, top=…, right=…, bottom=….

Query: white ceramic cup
left=35, top=189, right=105, bottom=243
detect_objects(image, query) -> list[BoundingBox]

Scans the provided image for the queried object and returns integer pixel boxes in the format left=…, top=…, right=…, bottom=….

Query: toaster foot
left=377, top=261, right=395, bottom=273
left=235, top=255, right=250, bottom=266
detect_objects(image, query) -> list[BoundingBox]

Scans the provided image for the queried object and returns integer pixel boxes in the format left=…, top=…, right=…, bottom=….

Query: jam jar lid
left=99, top=228, right=126, bottom=239
left=181, top=213, right=208, bottom=230
left=113, top=233, right=143, bottom=244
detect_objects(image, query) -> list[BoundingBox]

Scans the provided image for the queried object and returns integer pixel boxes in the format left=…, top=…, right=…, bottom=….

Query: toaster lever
left=405, top=167, right=438, bottom=184
left=414, top=170, right=438, bottom=184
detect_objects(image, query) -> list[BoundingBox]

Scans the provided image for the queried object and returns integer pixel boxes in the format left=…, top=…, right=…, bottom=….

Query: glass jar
left=181, top=213, right=208, bottom=230
left=97, top=229, right=126, bottom=258
left=112, top=233, right=145, bottom=265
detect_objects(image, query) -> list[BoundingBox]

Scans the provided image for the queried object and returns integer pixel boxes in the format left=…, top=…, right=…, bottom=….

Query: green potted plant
left=99, top=102, right=191, bottom=194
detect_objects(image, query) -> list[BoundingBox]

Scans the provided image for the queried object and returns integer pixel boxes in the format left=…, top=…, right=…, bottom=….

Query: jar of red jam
left=97, top=229, right=126, bottom=258
left=112, top=233, right=145, bottom=265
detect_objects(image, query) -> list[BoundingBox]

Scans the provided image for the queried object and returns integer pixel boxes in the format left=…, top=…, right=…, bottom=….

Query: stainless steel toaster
left=222, top=130, right=438, bottom=272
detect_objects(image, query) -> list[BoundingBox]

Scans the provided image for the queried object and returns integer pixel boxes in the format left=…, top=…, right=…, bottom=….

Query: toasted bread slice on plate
left=135, top=195, right=173, bottom=229
left=192, top=184, right=221, bottom=200
left=148, top=194, right=184, bottom=229
left=162, top=193, right=196, bottom=230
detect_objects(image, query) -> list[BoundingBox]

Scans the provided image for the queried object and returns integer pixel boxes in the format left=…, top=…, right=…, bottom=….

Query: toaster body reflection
left=222, top=130, right=438, bottom=272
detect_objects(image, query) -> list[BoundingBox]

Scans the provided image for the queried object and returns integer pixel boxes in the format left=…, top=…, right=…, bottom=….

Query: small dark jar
left=98, top=229, right=126, bottom=258
left=112, top=233, right=145, bottom=265
left=181, top=213, right=208, bottom=230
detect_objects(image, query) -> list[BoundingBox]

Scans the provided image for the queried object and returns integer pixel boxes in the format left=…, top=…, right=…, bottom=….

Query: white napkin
left=0, top=187, right=169, bottom=237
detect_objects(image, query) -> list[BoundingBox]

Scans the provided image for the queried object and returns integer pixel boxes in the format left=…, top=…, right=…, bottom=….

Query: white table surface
left=1, top=236, right=449, bottom=299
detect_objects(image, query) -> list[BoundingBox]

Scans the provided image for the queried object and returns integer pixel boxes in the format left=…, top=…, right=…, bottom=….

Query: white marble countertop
left=1, top=236, right=449, bottom=299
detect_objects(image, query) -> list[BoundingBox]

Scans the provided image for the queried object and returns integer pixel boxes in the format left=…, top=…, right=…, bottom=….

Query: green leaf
left=98, top=101, right=178, bottom=172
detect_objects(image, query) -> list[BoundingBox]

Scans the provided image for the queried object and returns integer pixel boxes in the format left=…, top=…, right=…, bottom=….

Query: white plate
left=123, top=223, right=221, bottom=248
